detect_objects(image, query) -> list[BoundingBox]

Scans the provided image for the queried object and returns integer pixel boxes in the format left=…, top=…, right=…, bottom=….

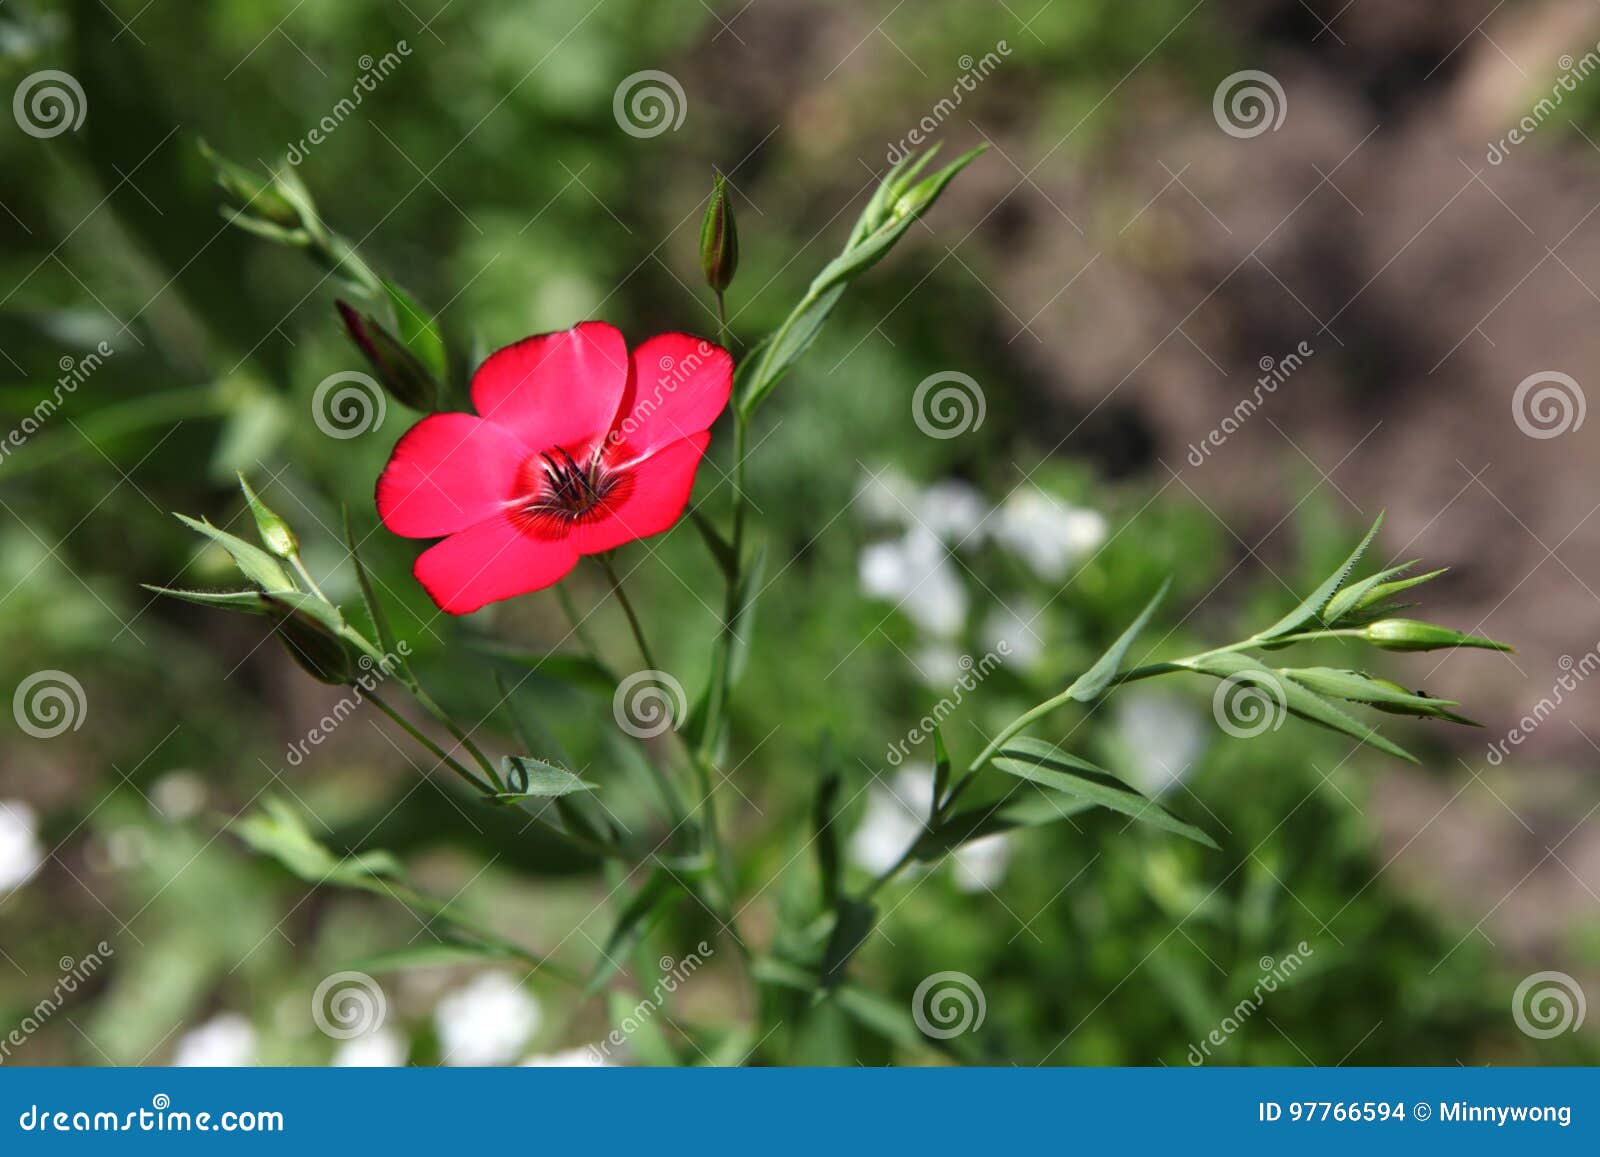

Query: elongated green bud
left=237, top=473, right=298, bottom=559
left=200, top=140, right=301, bottom=230
left=699, top=171, right=738, bottom=294
left=264, top=595, right=357, bottom=684
left=1363, top=619, right=1512, bottom=653
left=337, top=301, right=440, bottom=413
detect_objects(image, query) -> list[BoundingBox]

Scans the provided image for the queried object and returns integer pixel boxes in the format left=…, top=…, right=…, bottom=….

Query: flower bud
left=200, top=140, right=302, bottom=231
left=1324, top=567, right=1446, bottom=623
left=1363, top=619, right=1512, bottom=653
left=337, top=301, right=440, bottom=413
left=237, top=473, right=298, bottom=559
left=698, top=172, right=739, bottom=295
left=264, top=595, right=357, bottom=684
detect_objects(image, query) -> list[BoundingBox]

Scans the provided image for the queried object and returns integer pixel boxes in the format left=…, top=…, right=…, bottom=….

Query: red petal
left=470, top=321, right=629, bottom=452
left=606, top=334, right=732, bottom=461
left=376, top=413, right=527, bottom=538
left=413, top=515, right=579, bottom=614
left=570, top=433, right=710, bottom=555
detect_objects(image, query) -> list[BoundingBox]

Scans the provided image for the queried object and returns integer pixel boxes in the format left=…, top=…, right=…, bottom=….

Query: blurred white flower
left=173, top=1013, right=257, bottom=1067
left=150, top=770, right=206, bottom=822
left=993, top=489, right=1107, bottom=580
left=917, top=479, right=990, bottom=543
left=855, top=467, right=919, bottom=525
left=849, top=769, right=934, bottom=875
left=0, top=801, right=44, bottom=892
left=913, top=642, right=965, bottom=686
left=1113, top=690, right=1207, bottom=796
left=981, top=602, right=1045, bottom=668
left=520, top=1045, right=611, bottom=1067
left=331, top=1026, right=408, bottom=1067
left=951, top=832, right=1012, bottom=893
left=857, top=528, right=967, bottom=638
left=434, top=972, right=541, bottom=1066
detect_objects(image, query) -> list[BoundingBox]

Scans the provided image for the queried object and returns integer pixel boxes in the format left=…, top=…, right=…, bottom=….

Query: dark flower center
left=512, top=447, right=625, bottom=536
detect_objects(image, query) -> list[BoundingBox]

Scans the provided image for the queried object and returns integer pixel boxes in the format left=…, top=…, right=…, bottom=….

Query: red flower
left=376, top=322, right=733, bottom=614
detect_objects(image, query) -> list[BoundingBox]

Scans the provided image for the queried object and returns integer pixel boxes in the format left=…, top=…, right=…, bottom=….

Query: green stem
left=597, top=553, right=658, bottom=673
left=365, top=687, right=494, bottom=795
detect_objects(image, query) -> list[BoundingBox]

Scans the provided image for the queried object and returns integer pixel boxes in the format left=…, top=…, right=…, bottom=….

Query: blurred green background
left=1, top=0, right=1597, bottom=1066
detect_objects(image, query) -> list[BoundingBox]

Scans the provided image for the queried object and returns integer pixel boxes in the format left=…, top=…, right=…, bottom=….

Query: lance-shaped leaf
left=1282, top=667, right=1459, bottom=715
left=992, top=737, right=1218, bottom=848
left=1257, top=513, right=1383, bottom=641
left=382, top=278, right=448, bottom=382
left=350, top=941, right=523, bottom=973
left=143, top=586, right=273, bottom=615
left=913, top=790, right=1094, bottom=861
left=496, top=755, right=597, bottom=802
left=233, top=797, right=402, bottom=889
left=583, top=869, right=680, bottom=997
left=174, top=512, right=295, bottom=592
left=1190, top=652, right=1416, bottom=763
left=1065, top=577, right=1170, bottom=702
left=818, top=898, right=876, bottom=990
left=1322, top=561, right=1445, bottom=625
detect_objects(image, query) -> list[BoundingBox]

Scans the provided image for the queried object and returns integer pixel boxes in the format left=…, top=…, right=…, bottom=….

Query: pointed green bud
left=336, top=300, right=440, bottom=412
left=1324, top=566, right=1447, bottom=623
left=199, top=140, right=302, bottom=231
left=237, top=473, right=298, bottom=559
left=1363, top=619, right=1513, bottom=653
left=698, top=172, right=739, bottom=295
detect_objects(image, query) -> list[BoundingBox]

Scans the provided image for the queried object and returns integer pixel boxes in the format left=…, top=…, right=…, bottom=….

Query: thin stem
left=593, top=554, right=687, bottom=821
left=596, top=553, right=658, bottom=673
left=555, top=584, right=603, bottom=663
left=288, top=554, right=331, bottom=604
left=365, top=687, right=494, bottom=795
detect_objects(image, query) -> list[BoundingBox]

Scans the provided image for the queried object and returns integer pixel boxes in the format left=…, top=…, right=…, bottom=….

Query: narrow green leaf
left=931, top=726, right=953, bottom=812
left=174, top=512, right=294, bottom=592
left=342, top=508, right=403, bottom=666
left=498, top=755, right=597, bottom=800
left=819, top=898, right=876, bottom=990
left=1283, top=667, right=1456, bottom=712
left=1258, top=512, right=1383, bottom=640
left=1192, top=652, right=1416, bottom=763
left=143, top=585, right=271, bottom=614
left=382, top=278, right=448, bottom=382
left=992, top=737, right=1218, bottom=848
left=349, top=940, right=521, bottom=973
left=688, top=508, right=737, bottom=579
left=584, top=870, right=679, bottom=997
left=813, top=764, right=843, bottom=909
left=1065, top=577, right=1170, bottom=702
left=913, top=791, right=1094, bottom=861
